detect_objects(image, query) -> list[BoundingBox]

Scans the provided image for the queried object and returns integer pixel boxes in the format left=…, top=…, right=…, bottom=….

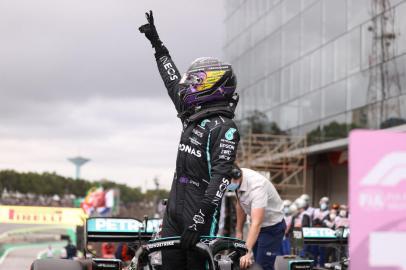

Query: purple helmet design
left=179, top=57, right=237, bottom=109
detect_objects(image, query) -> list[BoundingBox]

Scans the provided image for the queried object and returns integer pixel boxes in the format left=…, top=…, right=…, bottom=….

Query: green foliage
left=237, top=110, right=286, bottom=137
left=306, top=121, right=360, bottom=145
left=144, top=189, right=170, bottom=200
left=0, top=170, right=165, bottom=204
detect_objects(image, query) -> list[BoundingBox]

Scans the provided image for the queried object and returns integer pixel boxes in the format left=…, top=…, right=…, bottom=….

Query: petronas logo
left=225, top=128, right=236, bottom=140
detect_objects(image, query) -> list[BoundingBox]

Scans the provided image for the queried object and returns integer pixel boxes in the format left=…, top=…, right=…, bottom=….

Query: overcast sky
left=0, top=0, right=225, bottom=190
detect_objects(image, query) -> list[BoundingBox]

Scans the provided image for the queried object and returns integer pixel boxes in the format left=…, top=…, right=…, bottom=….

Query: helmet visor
left=179, top=72, right=204, bottom=86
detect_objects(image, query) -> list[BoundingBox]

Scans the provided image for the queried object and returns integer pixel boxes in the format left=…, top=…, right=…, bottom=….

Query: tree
left=0, top=170, right=164, bottom=204
left=238, top=110, right=286, bottom=137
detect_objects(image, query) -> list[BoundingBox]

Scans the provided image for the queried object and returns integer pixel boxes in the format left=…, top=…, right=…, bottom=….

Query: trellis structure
left=237, top=132, right=307, bottom=201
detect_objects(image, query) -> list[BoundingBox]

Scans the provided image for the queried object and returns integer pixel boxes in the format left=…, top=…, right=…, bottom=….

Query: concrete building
left=224, top=0, right=406, bottom=204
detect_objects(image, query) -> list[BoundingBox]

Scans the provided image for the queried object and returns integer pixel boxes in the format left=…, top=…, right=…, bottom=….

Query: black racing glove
left=138, top=10, right=162, bottom=48
left=180, top=228, right=201, bottom=250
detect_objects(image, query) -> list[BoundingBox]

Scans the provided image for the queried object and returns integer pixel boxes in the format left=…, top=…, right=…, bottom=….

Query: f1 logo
left=361, top=152, right=406, bottom=187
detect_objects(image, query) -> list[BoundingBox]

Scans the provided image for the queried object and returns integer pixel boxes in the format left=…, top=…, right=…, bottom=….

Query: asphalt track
left=0, top=224, right=69, bottom=270
left=0, top=244, right=45, bottom=270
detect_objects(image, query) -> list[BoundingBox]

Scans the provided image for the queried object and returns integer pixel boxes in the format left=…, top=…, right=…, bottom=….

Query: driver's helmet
left=179, top=57, right=237, bottom=109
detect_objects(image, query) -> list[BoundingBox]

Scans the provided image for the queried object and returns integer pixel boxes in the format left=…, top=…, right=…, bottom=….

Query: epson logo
left=220, top=143, right=235, bottom=150
left=160, top=56, right=179, bottom=81
left=179, top=144, right=202, bottom=157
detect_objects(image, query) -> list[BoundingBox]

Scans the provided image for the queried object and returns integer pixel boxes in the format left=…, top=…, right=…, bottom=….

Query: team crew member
left=292, top=198, right=311, bottom=228
left=300, top=194, right=315, bottom=219
left=313, top=197, right=330, bottom=226
left=335, top=205, right=349, bottom=228
left=139, top=11, right=240, bottom=270
left=311, top=197, right=330, bottom=266
left=323, top=208, right=338, bottom=229
left=231, top=165, right=286, bottom=270
left=281, top=201, right=295, bottom=255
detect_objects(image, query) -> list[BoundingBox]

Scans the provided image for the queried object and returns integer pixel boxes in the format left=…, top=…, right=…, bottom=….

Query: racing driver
left=139, top=11, right=240, bottom=270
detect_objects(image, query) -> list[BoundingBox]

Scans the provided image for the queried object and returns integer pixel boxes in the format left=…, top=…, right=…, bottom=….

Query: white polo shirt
left=237, top=168, right=284, bottom=227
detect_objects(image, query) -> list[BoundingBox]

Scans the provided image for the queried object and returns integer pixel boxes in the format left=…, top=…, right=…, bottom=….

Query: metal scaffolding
left=367, top=0, right=402, bottom=128
left=237, top=132, right=307, bottom=201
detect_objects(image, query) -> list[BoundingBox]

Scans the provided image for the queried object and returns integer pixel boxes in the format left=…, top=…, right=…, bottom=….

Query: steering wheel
left=128, top=236, right=249, bottom=270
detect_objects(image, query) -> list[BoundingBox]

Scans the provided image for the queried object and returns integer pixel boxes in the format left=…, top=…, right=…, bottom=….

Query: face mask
left=339, top=210, right=347, bottom=217
left=329, top=214, right=336, bottom=220
left=320, top=203, right=328, bottom=211
left=227, top=182, right=240, bottom=191
left=283, top=207, right=290, bottom=215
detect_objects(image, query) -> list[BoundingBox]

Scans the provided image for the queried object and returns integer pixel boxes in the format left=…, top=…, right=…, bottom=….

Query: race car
left=31, top=217, right=159, bottom=270
left=31, top=216, right=262, bottom=270
left=274, top=227, right=349, bottom=270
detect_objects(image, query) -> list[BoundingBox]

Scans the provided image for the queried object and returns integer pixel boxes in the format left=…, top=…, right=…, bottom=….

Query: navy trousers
left=253, top=220, right=286, bottom=270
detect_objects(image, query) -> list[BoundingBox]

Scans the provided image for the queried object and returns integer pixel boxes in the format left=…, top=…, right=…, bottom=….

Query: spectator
left=335, top=205, right=349, bottom=228
left=322, top=209, right=337, bottom=229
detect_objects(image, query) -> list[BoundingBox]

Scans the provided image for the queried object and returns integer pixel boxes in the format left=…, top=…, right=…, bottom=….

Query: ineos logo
left=212, top=178, right=230, bottom=206
left=160, top=56, right=179, bottom=81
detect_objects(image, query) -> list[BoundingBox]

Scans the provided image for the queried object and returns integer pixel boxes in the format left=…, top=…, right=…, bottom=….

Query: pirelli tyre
left=31, top=259, right=95, bottom=270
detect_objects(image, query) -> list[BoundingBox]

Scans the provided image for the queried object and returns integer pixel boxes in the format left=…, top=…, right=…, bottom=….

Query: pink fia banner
left=350, top=130, right=406, bottom=270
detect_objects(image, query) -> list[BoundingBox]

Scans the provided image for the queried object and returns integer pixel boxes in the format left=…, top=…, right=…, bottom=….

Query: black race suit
left=154, top=48, right=240, bottom=270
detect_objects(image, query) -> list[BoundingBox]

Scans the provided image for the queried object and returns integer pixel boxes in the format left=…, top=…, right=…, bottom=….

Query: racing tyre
left=31, top=259, right=93, bottom=270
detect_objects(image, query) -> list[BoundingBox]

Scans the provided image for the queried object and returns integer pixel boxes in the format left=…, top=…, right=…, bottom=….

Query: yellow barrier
left=0, top=205, right=87, bottom=226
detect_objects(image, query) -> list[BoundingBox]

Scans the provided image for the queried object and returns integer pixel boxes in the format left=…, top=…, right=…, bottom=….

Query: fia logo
left=361, top=152, right=406, bottom=187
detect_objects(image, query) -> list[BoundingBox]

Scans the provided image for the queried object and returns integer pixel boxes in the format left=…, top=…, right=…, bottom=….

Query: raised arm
left=139, top=11, right=183, bottom=114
